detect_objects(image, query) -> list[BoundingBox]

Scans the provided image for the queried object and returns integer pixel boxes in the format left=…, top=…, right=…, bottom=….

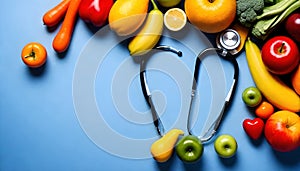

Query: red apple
left=264, top=110, right=300, bottom=152
left=261, top=36, right=300, bottom=75
left=285, top=12, right=300, bottom=43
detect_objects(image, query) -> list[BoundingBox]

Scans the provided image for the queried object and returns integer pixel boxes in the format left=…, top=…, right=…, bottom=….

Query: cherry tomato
left=21, top=42, right=47, bottom=68
left=255, top=101, right=274, bottom=120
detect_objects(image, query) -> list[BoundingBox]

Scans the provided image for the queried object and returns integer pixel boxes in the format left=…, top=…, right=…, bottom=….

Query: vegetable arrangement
left=236, top=0, right=300, bottom=40
left=252, top=0, right=300, bottom=40
left=42, top=0, right=114, bottom=53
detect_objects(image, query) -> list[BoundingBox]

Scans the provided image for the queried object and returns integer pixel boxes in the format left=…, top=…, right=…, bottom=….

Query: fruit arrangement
left=20, top=0, right=299, bottom=165
left=151, top=129, right=238, bottom=163
left=242, top=38, right=300, bottom=153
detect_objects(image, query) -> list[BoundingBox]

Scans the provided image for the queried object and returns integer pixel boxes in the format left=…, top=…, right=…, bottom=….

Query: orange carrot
left=43, top=0, right=71, bottom=27
left=52, top=0, right=81, bottom=53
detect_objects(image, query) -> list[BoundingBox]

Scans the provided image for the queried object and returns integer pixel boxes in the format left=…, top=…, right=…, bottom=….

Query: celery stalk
left=257, top=0, right=296, bottom=20
left=270, top=0, right=300, bottom=28
left=252, top=0, right=300, bottom=40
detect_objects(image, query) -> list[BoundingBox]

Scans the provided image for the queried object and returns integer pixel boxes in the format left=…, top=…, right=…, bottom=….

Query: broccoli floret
left=236, top=0, right=265, bottom=27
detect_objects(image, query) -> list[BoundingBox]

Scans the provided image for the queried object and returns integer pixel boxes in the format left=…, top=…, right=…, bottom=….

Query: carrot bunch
left=43, top=0, right=81, bottom=53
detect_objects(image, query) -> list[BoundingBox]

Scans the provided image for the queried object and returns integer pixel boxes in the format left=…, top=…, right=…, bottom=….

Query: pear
left=108, top=0, right=149, bottom=36
left=157, top=0, right=181, bottom=8
left=150, top=129, right=184, bottom=162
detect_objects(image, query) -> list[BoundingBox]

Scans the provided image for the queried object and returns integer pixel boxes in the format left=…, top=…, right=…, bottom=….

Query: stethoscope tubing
left=139, top=46, right=182, bottom=137
left=188, top=48, right=239, bottom=142
left=140, top=59, right=165, bottom=137
left=139, top=46, right=239, bottom=141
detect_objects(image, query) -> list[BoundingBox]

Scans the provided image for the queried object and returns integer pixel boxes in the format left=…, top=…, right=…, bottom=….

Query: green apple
left=214, top=134, right=237, bottom=158
left=157, top=0, right=181, bottom=7
left=242, top=86, right=262, bottom=107
left=175, top=135, right=203, bottom=163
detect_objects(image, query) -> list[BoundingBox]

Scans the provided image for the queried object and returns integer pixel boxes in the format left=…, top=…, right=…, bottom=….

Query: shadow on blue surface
left=154, top=151, right=177, bottom=171
left=154, top=151, right=239, bottom=171
left=82, top=21, right=106, bottom=35
left=248, top=134, right=265, bottom=146
left=45, top=24, right=60, bottom=33
left=273, top=148, right=300, bottom=166
left=218, top=153, right=238, bottom=168
left=182, top=159, right=203, bottom=171
left=154, top=150, right=204, bottom=171
left=27, top=62, right=47, bottom=77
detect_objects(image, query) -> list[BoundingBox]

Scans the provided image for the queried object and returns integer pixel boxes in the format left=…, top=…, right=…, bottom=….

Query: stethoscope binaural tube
left=139, top=45, right=182, bottom=137
left=187, top=47, right=239, bottom=143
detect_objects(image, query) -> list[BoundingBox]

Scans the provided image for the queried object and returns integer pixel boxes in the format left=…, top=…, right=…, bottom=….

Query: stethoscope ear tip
left=178, top=51, right=183, bottom=57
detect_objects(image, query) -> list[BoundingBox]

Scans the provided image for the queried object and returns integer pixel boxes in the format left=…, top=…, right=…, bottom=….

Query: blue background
left=0, top=0, right=299, bottom=171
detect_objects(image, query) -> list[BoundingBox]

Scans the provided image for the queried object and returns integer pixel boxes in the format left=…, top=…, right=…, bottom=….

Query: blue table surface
left=1, top=1, right=299, bottom=171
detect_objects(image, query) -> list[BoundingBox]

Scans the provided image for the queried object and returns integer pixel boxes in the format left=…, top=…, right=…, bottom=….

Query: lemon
left=164, top=8, right=187, bottom=32
left=158, top=0, right=181, bottom=7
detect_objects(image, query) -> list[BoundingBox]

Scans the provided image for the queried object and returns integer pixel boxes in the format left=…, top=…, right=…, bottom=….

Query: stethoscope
left=140, top=29, right=241, bottom=142
left=140, top=45, right=183, bottom=137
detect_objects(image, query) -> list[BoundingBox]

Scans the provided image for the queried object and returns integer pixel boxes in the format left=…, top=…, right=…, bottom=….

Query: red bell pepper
left=78, top=0, right=114, bottom=27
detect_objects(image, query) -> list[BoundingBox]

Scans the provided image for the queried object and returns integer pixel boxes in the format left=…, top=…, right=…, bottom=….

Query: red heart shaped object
left=243, top=118, right=265, bottom=140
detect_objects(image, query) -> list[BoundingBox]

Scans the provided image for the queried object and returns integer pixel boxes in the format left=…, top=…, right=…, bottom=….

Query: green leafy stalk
left=264, top=0, right=283, bottom=5
left=252, top=15, right=278, bottom=40
left=270, top=0, right=300, bottom=28
left=257, top=0, right=297, bottom=20
left=252, top=0, right=300, bottom=40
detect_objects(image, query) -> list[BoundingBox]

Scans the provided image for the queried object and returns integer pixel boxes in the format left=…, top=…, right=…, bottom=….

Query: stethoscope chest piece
left=216, top=29, right=241, bottom=56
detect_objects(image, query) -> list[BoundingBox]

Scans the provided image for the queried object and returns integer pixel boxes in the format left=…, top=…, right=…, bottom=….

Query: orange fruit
left=255, top=101, right=275, bottom=120
left=184, top=0, right=236, bottom=33
left=21, top=42, right=47, bottom=68
left=164, top=8, right=187, bottom=31
left=108, top=0, right=149, bottom=36
left=291, top=65, right=300, bottom=95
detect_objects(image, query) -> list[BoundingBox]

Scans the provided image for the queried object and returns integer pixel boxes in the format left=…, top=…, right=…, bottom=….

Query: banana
left=128, top=0, right=163, bottom=56
left=245, top=38, right=300, bottom=112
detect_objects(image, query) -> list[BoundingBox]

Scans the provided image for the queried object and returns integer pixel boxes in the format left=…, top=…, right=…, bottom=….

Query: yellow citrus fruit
left=164, top=8, right=187, bottom=31
left=184, top=0, right=236, bottom=33
left=108, top=0, right=149, bottom=36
